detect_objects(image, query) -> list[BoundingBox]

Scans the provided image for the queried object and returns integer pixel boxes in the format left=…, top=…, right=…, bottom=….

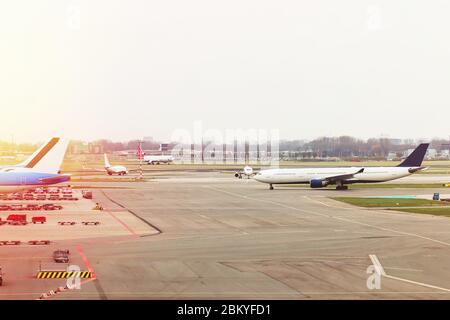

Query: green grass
left=332, top=197, right=449, bottom=208
left=333, top=196, right=450, bottom=219
left=389, top=207, right=450, bottom=217
left=349, top=183, right=448, bottom=189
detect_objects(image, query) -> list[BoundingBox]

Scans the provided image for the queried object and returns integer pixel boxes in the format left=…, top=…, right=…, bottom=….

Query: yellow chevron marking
left=36, top=271, right=92, bottom=279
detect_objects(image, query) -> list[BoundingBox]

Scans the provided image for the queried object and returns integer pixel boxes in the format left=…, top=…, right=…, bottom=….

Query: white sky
left=1, top=0, right=450, bottom=143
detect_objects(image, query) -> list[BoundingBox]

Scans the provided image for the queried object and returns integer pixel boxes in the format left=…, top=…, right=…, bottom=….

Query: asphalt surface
left=2, top=172, right=450, bottom=299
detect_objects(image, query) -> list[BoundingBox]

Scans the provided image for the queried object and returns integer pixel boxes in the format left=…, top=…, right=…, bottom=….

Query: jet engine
left=310, top=179, right=329, bottom=188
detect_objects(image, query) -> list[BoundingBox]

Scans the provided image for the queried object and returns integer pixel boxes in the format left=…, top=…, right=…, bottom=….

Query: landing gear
left=269, top=184, right=274, bottom=190
left=335, top=180, right=348, bottom=190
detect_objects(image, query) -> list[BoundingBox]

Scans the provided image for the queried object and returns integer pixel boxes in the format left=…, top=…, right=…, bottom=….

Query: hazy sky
left=1, top=1, right=450, bottom=143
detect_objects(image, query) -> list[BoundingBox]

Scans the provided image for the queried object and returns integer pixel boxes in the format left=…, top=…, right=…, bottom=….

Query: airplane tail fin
left=397, top=143, right=429, bottom=167
left=104, top=154, right=111, bottom=168
left=20, top=137, right=69, bottom=174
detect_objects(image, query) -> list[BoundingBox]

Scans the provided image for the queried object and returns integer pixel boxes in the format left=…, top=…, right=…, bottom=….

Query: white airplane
left=252, top=143, right=429, bottom=190
left=104, top=154, right=128, bottom=176
left=234, top=166, right=256, bottom=179
left=144, top=155, right=174, bottom=165
left=0, top=137, right=70, bottom=193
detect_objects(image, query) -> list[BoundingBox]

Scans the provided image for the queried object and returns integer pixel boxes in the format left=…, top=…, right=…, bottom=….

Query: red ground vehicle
left=32, top=216, right=46, bottom=224
left=7, top=214, right=27, bottom=221
left=11, top=194, right=23, bottom=201
left=42, top=204, right=63, bottom=211
left=9, top=204, right=25, bottom=211
left=61, top=188, right=72, bottom=195
left=47, top=188, right=59, bottom=194
left=7, top=214, right=27, bottom=225
left=36, top=194, right=47, bottom=201
left=33, top=187, right=45, bottom=194
left=23, top=193, right=35, bottom=200
left=49, top=195, right=60, bottom=201
left=82, top=190, right=93, bottom=199
left=25, top=204, right=42, bottom=211
left=62, top=195, right=78, bottom=201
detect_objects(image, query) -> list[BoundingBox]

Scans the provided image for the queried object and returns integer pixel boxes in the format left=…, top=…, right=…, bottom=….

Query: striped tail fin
left=20, top=137, right=69, bottom=174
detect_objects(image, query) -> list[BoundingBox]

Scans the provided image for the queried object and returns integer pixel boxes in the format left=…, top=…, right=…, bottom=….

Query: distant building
left=160, top=143, right=169, bottom=152
left=68, top=141, right=89, bottom=154
left=440, top=150, right=450, bottom=159
left=386, top=152, right=397, bottom=161
left=405, top=149, right=415, bottom=157
left=88, top=143, right=104, bottom=154
left=426, top=149, right=437, bottom=159
left=389, top=139, right=403, bottom=145
left=68, top=141, right=103, bottom=154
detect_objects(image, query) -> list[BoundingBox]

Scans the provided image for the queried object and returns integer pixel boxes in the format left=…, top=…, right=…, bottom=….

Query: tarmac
left=2, top=171, right=450, bottom=299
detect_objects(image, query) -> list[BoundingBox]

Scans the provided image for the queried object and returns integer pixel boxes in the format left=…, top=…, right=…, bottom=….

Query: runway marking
left=383, top=267, right=423, bottom=272
left=369, top=255, right=450, bottom=293
left=76, top=245, right=97, bottom=281
left=384, top=275, right=450, bottom=292
left=302, top=196, right=353, bottom=210
left=104, top=208, right=139, bottom=237
left=206, top=186, right=450, bottom=247
left=100, top=190, right=162, bottom=235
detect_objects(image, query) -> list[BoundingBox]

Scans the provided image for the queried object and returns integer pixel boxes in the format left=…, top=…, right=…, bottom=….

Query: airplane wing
left=323, top=168, right=364, bottom=183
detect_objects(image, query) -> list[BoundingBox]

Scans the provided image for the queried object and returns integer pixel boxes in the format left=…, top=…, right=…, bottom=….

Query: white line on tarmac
left=384, top=275, right=450, bottom=292
left=370, top=254, right=450, bottom=293
left=383, top=266, right=423, bottom=272
left=302, top=196, right=354, bottom=210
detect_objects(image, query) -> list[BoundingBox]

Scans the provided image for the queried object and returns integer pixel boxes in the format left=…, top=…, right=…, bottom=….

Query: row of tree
left=280, top=136, right=450, bottom=158
left=1, top=136, right=449, bottom=158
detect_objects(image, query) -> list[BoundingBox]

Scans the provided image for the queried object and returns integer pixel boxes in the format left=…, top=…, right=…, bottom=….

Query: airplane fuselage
left=144, top=155, right=173, bottom=165
left=106, top=166, right=128, bottom=175
left=254, top=166, right=415, bottom=185
left=0, top=171, right=70, bottom=193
